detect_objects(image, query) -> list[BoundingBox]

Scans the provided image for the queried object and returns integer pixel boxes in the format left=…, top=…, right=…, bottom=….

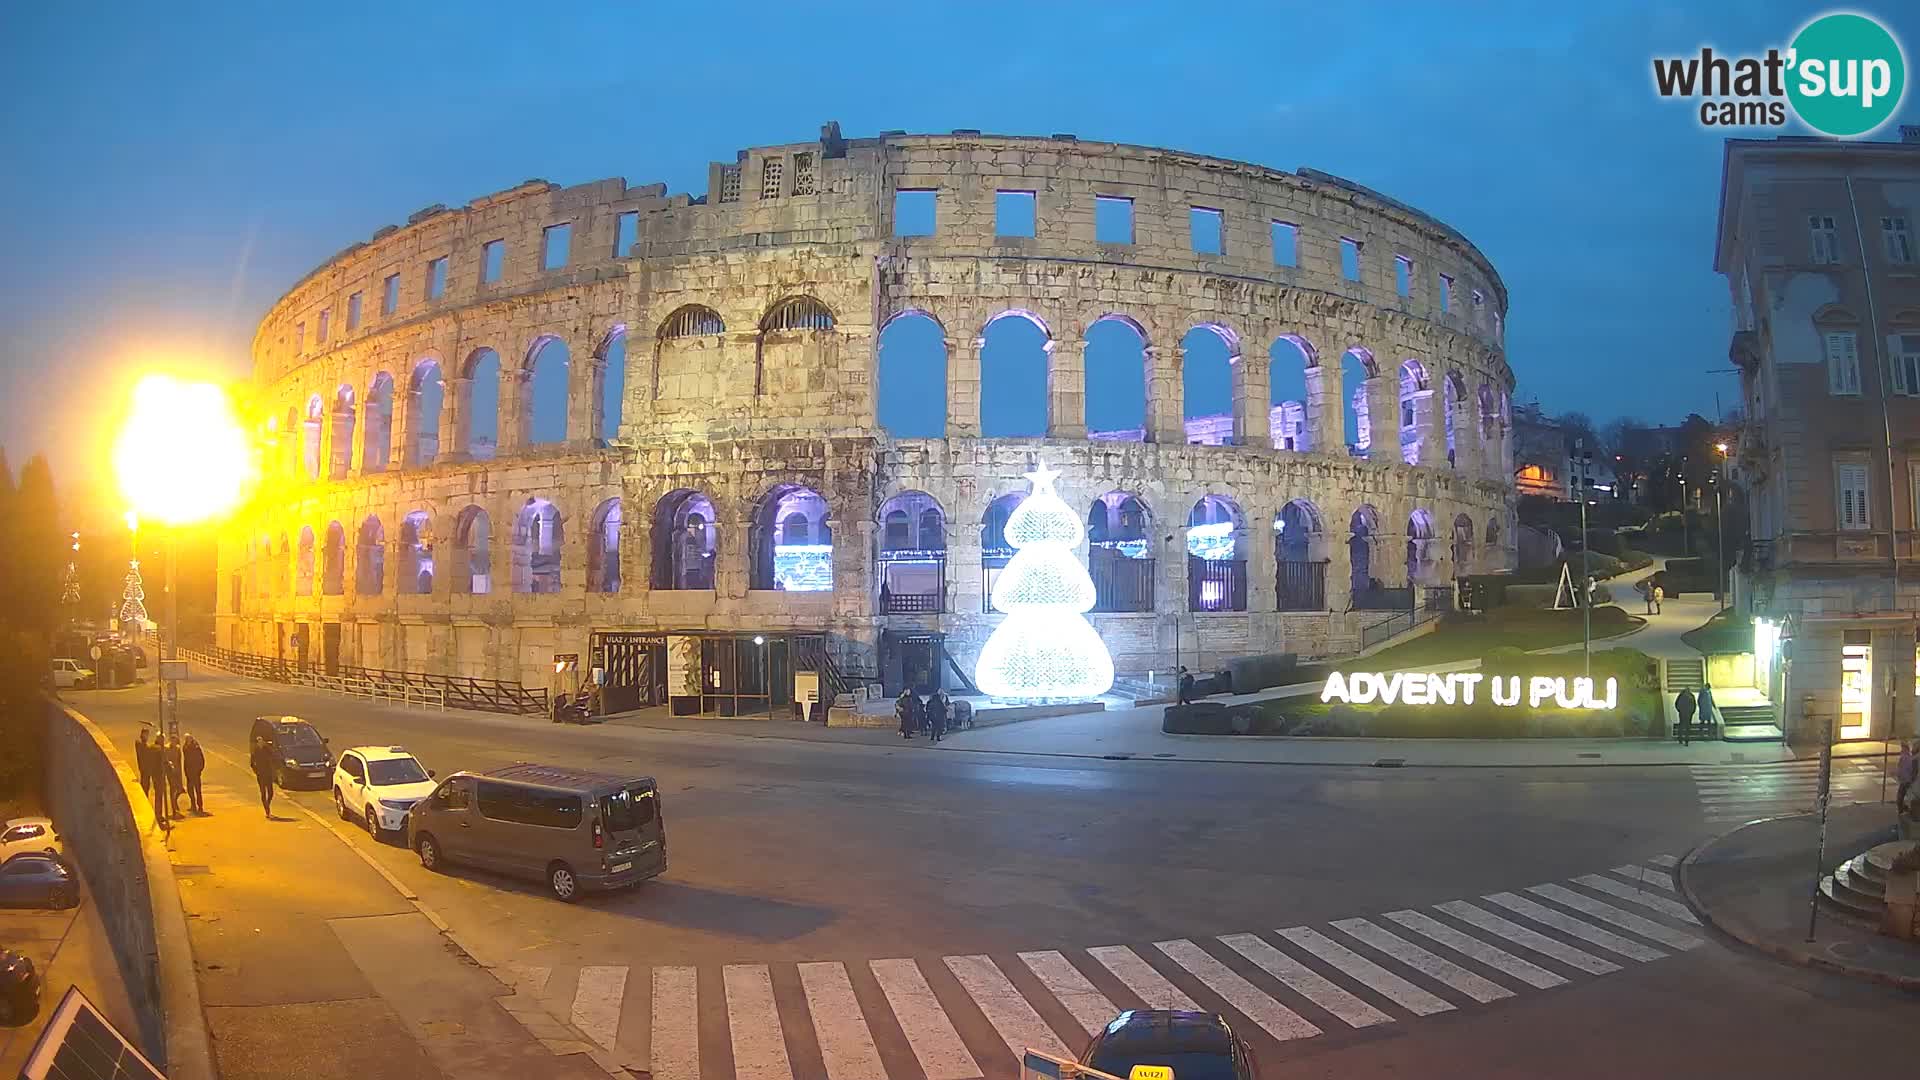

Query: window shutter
left=1838, top=463, right=1870, bottom=529
left=1893, top=335, right=1910, bottom=396
left=1827, top=332, right=1860, bottom=395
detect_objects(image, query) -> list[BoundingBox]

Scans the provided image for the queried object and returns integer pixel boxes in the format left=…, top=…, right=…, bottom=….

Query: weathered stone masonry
left=218, top=125, right=1518, bottom=691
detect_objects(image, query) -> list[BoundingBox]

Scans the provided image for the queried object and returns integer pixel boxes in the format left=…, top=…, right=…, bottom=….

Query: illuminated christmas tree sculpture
left=975, top=465, right=1115, bottom=702
left=119, top=561, right=149, bottom=631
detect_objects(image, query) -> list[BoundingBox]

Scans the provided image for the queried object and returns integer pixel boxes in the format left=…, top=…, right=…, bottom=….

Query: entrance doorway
left=322, top=623, right=342, bottom=674
left=881, top=631, right=947, bottom=697
left=593, top=632, right=666, bottom=714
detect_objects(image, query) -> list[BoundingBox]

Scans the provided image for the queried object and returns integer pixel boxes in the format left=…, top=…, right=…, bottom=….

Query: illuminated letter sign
left=1322, top=672, right=1617, bottom=710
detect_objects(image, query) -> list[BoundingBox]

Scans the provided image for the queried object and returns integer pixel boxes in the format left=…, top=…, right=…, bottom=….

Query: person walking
left=163, top=735, right=186, bottom=818
left=1897, top=739, right=1917, bottom=819
left=1651, top=583, right=1664, bottom=615
left=1178, top=667, right=1195, bottom=706
left=1695, top=682, right=1718, bottom=742
left=1640, top=579, right=1654, bottom=615
left=183, top=734, right=207, bottom=815
left=926, top=690, right=949, bottom=745
left=895, top=688, right=920, bottom=740
left=1674, top=687, right=1697, bottom=747
left=249, top=736, right=278, bottom=818
left=134, top=728, right=157, bottom=805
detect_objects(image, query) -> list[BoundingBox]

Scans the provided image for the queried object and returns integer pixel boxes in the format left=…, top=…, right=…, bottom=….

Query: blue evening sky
left=3, top=2, right=1916, bottom=495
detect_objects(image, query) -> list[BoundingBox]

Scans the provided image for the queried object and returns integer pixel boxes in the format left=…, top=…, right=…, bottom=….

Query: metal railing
left=879, top=552, right=946, bottom=613
left=1358, top=606, right=1448, bottom=650
left=1276, top=559, right=1328, bottom=611
left=178, top=646, right=544, bottom=715
left=1091, top=553, right=1155, bottom=613
left=1188, top=556, right=1249, bottom=612
left=1351, top=585, right=1414, bottom=611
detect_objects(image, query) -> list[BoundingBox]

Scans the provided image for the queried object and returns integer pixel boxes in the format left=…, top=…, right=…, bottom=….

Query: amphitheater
left=216, top=122, right=1518, bottom=714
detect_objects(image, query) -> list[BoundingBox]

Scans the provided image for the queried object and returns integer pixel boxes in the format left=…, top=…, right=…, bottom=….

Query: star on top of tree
left=1025, top=463, right=1061, bottom=491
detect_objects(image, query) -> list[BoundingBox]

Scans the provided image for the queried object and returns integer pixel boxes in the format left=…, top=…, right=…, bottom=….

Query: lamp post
left=1163, top=533, right=1182, bottom=686
left=1713, top=442, right=1730, bottom=613
left=753, top=635, right=770, bottom=720
left=1574, top=439, right=1593, bottom=680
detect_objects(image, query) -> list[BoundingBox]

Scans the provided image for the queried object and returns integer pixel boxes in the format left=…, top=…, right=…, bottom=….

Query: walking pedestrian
left=134, top=728, right=156, bottom=804
left=895, top=688, right=919, bottom=740
left=183, top=734, right=207, bottom=814
left=1651, top=583, right=1664, bottom=615
left=1177, top=666, right=1195, bottom=706
left=163, top=735, right=186, bottom=817
left=1674, top=687, right=1697, bottom=746
left=1897, top=739, right=1917, bottom=819
left=1641, top=580, right=1654, bottom=615
left=926, top=690, right=949, bottom=745
left=1695, top=682, right=1717, bottom=742
left=249, top=736, right=278, bottom=818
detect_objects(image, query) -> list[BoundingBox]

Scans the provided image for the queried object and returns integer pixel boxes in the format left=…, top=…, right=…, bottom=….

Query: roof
left=255, top=715, right=317, bottom=728
left=1098, top=1010, right=1234, bottom=1054
left=1714, top=135, right=1920, bottom=272
left=481, top=763, right=656, bottom=791
left=3, top=817, right=53, bottom=831
left=343, top=745, right=417, bottom=762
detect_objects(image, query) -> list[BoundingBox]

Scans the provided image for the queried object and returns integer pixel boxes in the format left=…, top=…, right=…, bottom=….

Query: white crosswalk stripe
left=1648, top=854, right=1679, bottom=867
left=1570, top=874, right=1699, bottom=924
left=1691, top=760, right=1889, bottom=822
left=1329, top=918, right=1513, bottom=1004
left=498, top=856, right=1717, bottom=1079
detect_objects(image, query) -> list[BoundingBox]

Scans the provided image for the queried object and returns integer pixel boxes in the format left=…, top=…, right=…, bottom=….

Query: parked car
left=249, top=716, right=333, bottom=789
left=1079, top=1010, right=1258, bottom=1080
left=0, top=854, right=77, bottom=910
left=0, top=949, right=38, bottom=1025
left=409, top=764, right=666, bottom=902
left=0, top=818, right=59, bottom=861
left=333, top=746, right=437, bottom=839
left=48, top=659, right=95, bottom=690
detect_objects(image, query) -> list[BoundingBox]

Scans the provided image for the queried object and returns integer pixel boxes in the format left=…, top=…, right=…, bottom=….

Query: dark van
left=249, top=716, right=332, bottom=789
left=408, top=764, right=665, bottom=901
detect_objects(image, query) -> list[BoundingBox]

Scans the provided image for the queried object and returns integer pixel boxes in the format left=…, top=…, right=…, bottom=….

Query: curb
left=1677, top=813, right=1920, bottom=993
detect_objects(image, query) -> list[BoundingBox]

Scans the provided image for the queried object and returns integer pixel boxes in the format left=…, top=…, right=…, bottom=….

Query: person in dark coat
left=134, top=728, right=157, bottom=805
left=926, top=690, right=949, bottom=745
left=183, top=734, right=207, bottom=814
left=1674, top=687, right=1697, bottom=746
left=1177, top=667, right=1195, bottom=706
left=249, top=736, right=278, bottom=818
left=163, top=735, right=186, bottom=817
left=1695, top=683, right=1717, bottom=741
left=896, top=689, right=920, bottom=739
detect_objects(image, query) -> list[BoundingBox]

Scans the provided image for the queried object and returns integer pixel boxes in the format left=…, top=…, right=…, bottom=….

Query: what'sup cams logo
left=1653, top=11, right=1907, bottom=137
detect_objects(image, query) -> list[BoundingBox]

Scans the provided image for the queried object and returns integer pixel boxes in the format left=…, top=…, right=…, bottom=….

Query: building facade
left=216, top=125, right=1517, bottom=707
left=1717, top=130, right=1920, bottom=745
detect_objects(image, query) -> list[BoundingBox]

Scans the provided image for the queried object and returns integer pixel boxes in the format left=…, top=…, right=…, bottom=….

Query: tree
left=1556, top=411, right=1600, bottom=457
left=974, top=466, right=1115, bottom=702
left=119, top=561, right=149, bottom=631
left=8, top=456, right=60, bottom=637
left=1602, top=418, right=1656, bottom=504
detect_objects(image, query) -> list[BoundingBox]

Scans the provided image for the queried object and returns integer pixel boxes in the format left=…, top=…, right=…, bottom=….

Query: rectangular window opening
left=1837, top=462, right=1871, bottom=530
left=346, top=292, right=362, bottom=331
left=1339, top=237, right=1362, bottom=281
left=995, top=190, right=1036, bottom=238
left=613, top=211, right=639, bottom=257
left=481, top=239, right=504, bottom=284
left=894, top=189, right=936, bottom=237
left=1096, top=196, right=1134, bottom=244
left=1438, top=273, right=1453, bottom=313
left=1394, top=254, right=1414, bottom=297
left=1810, top=215, right=1840, bottom=265
left=718, top=166, right=742, bottom=204
left=1190, top=207, right=1224, bottom=255
left=1270, top=221, right=1298, bottom=267
left=381, top=273, right=400, bottom=316
left=426, top=256, right=448, bottom=300
left=541, top=223, right=571, bottom=271
left=1883, top=216, right=1914, bottom=264
left=1894, top=333, right=1920, bottom=397
left=1825, top=330, right=1861, bottom=395
left=316, top=310, right=330, bottom=344
left=761, top=158, right=784, bottom=200
left=295, top=321, right=305, bottom=352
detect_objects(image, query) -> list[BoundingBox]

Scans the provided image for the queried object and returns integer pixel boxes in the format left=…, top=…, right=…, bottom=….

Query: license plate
left=307, top=771, right=326, bottom=778
left=610, top=862, right=632, bottom=873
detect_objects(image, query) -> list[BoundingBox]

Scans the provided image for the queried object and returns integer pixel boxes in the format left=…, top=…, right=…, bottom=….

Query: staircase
left=1718, top=703, right=1784, bottom=742
left=1664, top=657, right=1704, bottom=691
left=1110, top=675, right=1174, bottom=704
left=1818, top=840, right=1916, bottom=924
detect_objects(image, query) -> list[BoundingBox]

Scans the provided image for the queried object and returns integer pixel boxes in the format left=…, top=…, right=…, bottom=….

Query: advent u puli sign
left=1321, top=671, right=1619, bottom=710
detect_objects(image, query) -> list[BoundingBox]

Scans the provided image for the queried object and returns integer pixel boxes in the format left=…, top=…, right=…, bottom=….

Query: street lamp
left=1713, top=442, right=1730, bottom=613
left=752, top=635, right=772, bottom=720
left=1574, top=439, right=1593, bottom=680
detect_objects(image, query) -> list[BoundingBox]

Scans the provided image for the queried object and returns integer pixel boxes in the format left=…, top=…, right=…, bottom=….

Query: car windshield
left=1089, top=1051, right=1238, bottom=1080
left=599, top=786, right=655, bottom=831
left=275, top=726, right=324, bottom=753
left=368, top=758, right=429, bottom=786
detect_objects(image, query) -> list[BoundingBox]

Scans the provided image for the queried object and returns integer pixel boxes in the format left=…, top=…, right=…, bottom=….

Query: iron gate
left=593, top=632, right=665, bottom=714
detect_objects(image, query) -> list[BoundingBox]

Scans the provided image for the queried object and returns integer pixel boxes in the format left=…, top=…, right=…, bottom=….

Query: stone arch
left=651, top=489, right=718, bottom=590
left=1181, top=323, right=1239, bottom=445
left=587, top=497, right=623, bottom=593
left=408, top=357, right=445, bottom=468
left=981, top=489, right=1027, bottom=612
left=1478, top=380, right=1499, bottom=439
left=877, top=490, right=946, bottom=613
left=1088, top=490, right=1155, bottom=612
left=524, top=335, right=569, bottom=447
left=659, top=304, right=726, bottom=339
left=756, top=297, right=838, bottom=399
left=512, top=497, right=563, bottom=594
left=1348, top=504, right=1380, bottom=597
left=302, top=395, right=324, bottom=479
left=750, top=484, right=832, bottom=591
left=1444, top=371, right=1467, bottom=467
left=328, top=385, right=356, bottom=478
left=1397, top=359, right=1429, bottom=465
left=454, top=505, right=493, bottom=594
left=362, top=371, right=395, bottom=473
left=296, top=525, right=315, bottom=595
left=760, top=295, right=836, bottom=332
left=1450, top=512, right=1476, bottom=580
left=1269, top=336, right=1314, bottom=452
left=596, top=325, right=628, bottom=443
left=1275, top=499, right=1329, bottom=611
left=1342, top=347, right=1375, bottom=455
left=1187, top=494, right=1248, bottom=611
left=652, top=304, right=727, bottom=404
left=283, top=406, right=299, bottom=477
left=1085, top=314, right=1149, bottom=441
left=1484, top=516, right=1503, bottom=573
left=399, top=510, right=434, bottom=594
left=1406, top=508, right=1436, bottom=585
left=463, top=348, right=501, bottom=460
left=356, top=515, right=385, bottom=595
left=321, top=521, right=346, bottom=595
left=979, top=309, right=1051, bottom=437
left=275, top=531, right=290, bottom=597
left=877, top=310, right=947, bottom=437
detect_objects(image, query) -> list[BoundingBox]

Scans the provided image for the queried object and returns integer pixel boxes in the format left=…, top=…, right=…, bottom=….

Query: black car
left=250, top=716, right=333, bottom=789
left=0, top=854, right=77, bottom=910
left=0, top=949, right=38, bottom=1024
left=1081, top=1010, right=1258, bottom=1080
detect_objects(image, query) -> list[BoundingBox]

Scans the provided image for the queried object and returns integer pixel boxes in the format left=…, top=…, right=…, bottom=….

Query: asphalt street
left=64, top=674, right=1920, bottom=1079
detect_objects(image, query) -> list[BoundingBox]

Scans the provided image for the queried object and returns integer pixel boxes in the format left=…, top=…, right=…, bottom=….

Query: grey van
left=408, top=764, right=665, bottom=901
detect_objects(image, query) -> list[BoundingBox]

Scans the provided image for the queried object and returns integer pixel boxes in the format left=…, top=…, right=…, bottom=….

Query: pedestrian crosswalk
left=1691, top=757, right=1890, bottom=823
left=504, top=858, right=1702, bottom=1079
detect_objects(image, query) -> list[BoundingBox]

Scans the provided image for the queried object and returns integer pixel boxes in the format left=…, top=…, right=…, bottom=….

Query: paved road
left=63, top=674, right=1918, bottom=1079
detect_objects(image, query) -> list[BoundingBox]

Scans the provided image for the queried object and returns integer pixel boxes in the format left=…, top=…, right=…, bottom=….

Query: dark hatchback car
left=250, top=716, right=333, bottom=789
left=0, top=854, right=77, bottom=910
left=1081, top=1010, right=1257, bottom=1080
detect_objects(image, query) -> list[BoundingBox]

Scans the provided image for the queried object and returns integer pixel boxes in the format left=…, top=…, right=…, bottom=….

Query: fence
left=177, top=646, right=545, bottom=715
left=1276, top=559, right=1328, bottom=611
left=1352, top=585, right=1414, bottom=611
left=1188, top=556, right=1249, bottom=612
left=1091, top=553, right=1155, bottom=612
left=879, top=551, right=946, bottom=613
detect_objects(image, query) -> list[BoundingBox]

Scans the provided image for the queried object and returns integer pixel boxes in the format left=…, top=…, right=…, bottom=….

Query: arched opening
left=979, top=310, right=1049, bottom=437
left=660, top=304, right=725, bottom=339
left=653, top=305, right=727, bottom=407
left=1187, top=495, right=1247, bottom=612
left=1406, top=509, right=1436, bottom=586
left=1450, top=513, right=1476, bottom=581
left=455, top=506, right=492, bottom=594
left=981, top=491, right=1026, bottom=612
left=303, top=396, right=323, bottom=479
left=356, top=515, right=385, bottom=595
left=465, top=348, right=500, bottom=460
left=1275, top=499, right=1329, bottom=611
left=877, top=490, right=946, bottom=613
left=1086, top=315, right=1147, bottom=441
left=876, top=311, right=947, bottom=437
left=1445, top=372, right=1466, bottom=467
left=409, top=359, right=444, bottom=468
left=276, top=531, right=290, bottom=597
left=752, top=485, right=832, bottom=591
left=283, top=406, right=298, bottom=477
left=526, top=337, right=570, bottom=446
left=329, top=386, right=356, bottom=478
left=1478, top=381, right=1499, bottom=441
left=588, top=498, right=623, bottom=593
left=1182, top=325, right=1237, bottom=445
left=1342, top=348, right=1374, bottom=455
left=296, top=526, right=315, bottom=595
left=321, top=521, right=346, bottom=595
left=1398, top=360, right=1429, bottom=466
left=1088, top=491, right=1154, bottom=612
left=651, top=490, right=718, bottom=590
left=399, top=510, right=434, bottom=594
left=1269, top=336, right=1313, bottom=452
left=512, top=497, right=563, bottom=594
left=362, top=372, right=395, bottom=473
left=1348, top=505, right=1380, bottom=603
left=1485, top=517, right=1503, bottom=574
left=598, top=327, right=627, bottom=444
left=755, top=297, right=837, bottom=399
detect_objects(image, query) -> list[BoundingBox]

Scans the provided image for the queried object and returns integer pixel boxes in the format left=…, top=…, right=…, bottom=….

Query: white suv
left=332, top=747, right=437, bottom=839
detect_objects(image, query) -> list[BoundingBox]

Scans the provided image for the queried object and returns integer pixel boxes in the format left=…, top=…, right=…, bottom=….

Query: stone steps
left=1816, top=841, right=1919, bottom=925
left=1665, top=658, right=1705, bottom=691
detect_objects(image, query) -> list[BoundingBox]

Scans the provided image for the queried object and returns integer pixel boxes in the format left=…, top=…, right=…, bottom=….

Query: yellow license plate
left=1129, top=1067, right=1173, bottom=1080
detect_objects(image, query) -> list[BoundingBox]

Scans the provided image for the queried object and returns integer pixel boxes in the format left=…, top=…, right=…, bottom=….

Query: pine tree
left=975, top=465, right=1115, bottom=702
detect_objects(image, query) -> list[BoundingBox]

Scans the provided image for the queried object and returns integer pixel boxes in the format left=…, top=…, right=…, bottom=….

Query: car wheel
left=334, top=789, right=349, bottom=821
left=548, top=862, right=579, bottom=903
left=416, top=834, right=440, bottom=871
left=364, top=808, right=381, bottom=840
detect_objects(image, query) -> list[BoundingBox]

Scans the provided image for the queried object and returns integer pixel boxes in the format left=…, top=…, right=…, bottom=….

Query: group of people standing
left=133, top=727, right=206, bottom=826
left=1671, top=684, right=1718, bottom=745
left=896, top=688, right=967, bottom=744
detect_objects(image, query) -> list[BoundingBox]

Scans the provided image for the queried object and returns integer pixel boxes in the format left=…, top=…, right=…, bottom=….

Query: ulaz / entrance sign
left=1321, top=671, right=1619, bottom=710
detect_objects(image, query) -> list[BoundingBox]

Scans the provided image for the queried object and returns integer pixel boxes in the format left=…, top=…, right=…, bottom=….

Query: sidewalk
left=0, top=862, right=140, bottom=1077
left=1680, top=803, right=1920, bottom=988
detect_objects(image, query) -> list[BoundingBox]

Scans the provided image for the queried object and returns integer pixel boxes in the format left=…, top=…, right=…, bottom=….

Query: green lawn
left=1361, top=606, right=1646, bottom=669
left=1679, top=609, right=1753, bottom=656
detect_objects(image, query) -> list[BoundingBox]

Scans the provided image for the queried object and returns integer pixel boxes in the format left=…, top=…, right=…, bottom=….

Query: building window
left=718, top=166, right=742, bottom=204
left=1190, top=207, right=1224, bottom=255
left=1841, top=629, right=1872, bottom=740
left=614, top=211, right=638, bottom=257
left=382, top=273, right=400, bottom=316
left=1890, top=333, right=1920, bottom=396
left=1837, top=462, right=1871, bottom=530
left=1438, top=273, right=1452, bottom=313
left=1096, top=196, right=1134, bottom=244
left=995, top=190, right=1036, bottom=238
left=295, top=321, right=305, bottom=352
left=1339, top=237, right=1362, bottom=281
left=1884, top=217, right=1915, bottom=264
left=1271, top=221, right=1298, bottom=267
left=1400, top=402, right=1415, bottom=428
left=792, top=152, right=815, bottom=196
left=541, top=223, right=571, bottom=270
left=426, top=256, right=448, bottom=300
left=346, top=292, right=362, bottom=331
left=1393, top=254, right=1413, bottom=297
left=1810, top=215, right=1840, bottom=265
left=481, top=239, right=504, bottom=284
left=316, top=310, right=330, bottom=345
left=894, top=190, right=935, bottom=236
left=761, top=158, right=784, bottom=200
left=1825, top=330, right=1861, bottom=395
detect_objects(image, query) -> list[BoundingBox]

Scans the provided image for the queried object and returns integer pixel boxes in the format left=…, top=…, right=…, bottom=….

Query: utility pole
left=1575, top=439, right=1593, bottom=680
left=1713, top=442, right=1729, bottom=614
